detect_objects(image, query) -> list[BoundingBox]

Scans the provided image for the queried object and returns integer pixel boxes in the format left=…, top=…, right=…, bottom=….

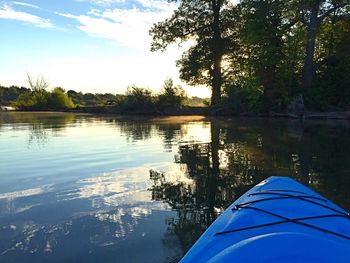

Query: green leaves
left=15, top=76, right=75, bottom=110
left=150, top=0, right=350, bottom=110
left=150, top=0, right=231, bottom=105
left=150, top=1, right=213, bottom=51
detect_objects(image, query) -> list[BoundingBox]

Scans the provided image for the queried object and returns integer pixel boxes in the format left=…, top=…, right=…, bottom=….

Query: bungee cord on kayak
left=250, top=191, right=328, bottom=202
left=180, top=177, right=350, bottom=262
left=238, top=191, right=348, bottom=215
left=213, top=190, right=350, bottom=241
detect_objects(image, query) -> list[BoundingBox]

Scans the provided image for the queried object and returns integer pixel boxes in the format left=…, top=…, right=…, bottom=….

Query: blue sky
left=0, top=0, right=210, bottom=97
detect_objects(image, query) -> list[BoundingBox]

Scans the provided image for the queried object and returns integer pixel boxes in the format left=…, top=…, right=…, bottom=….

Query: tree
left=16, top=75, right=75, bottom=110
left=47, top=87, right=75, bottom=109
left=27, top=74, right=49, bottom=92
left=115, top=85, right=155, bottom=112
left=26, top=75, right=50, bottom=109
left=0, top=85, right=30, bottom=105
left=296, top=0, right=350, bottom=88
left=125, top=85, right=154, bottom=106
left=157, top=78, right=187, bottom=108
left=305, top=12, right=350, bottom=108
left=150, top=0, right=233, bottom=106
left=239, top=0, right=287, bottom=109
left=16, top=92, right=36, bottom=108
left=67, top=90, right=85, bottom=106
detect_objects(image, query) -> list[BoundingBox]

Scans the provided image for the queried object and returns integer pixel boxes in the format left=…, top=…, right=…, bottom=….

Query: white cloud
left=0, top=4, right=52, bottom=28
left=76, top=0, right=170, bottom=9
left=75, top=0, right=126, bottom=6
left=13, top=1, right=40, bottom=9
left=0, top=0, right=210, bottom=97
left=136, top=0, right=177, bottom=11
left=58, top=3, right=175, bottom=49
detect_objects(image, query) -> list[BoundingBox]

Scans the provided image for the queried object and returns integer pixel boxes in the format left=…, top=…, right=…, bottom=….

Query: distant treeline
left=150, top=0, right=350, bottom=112
left=0, top=85, right=30, bottom=106
left=0, top=84, right=120, bottom=108
left=0, top=78, right=208, bottom=111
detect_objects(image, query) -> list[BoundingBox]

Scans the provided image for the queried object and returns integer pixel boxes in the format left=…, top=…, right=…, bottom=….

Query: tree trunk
left=208, top=121, right=220, bottom=223
left=302, top=1, right=321, bottom=88
left=211, top=0, right=223, bottom=106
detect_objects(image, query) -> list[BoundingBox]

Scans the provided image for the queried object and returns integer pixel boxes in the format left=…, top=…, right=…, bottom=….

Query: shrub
left=15, top=92, right=36, bottom=108
left=157, top=78, right=187, bottom=108
left=121, top=86, right=154, bottom=109
left=15, top=76, right=75, bottom=110
left=47, top=88, right=75, bottom=109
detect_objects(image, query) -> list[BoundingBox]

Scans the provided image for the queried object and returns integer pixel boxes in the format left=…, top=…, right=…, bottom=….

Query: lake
left=1, top=112, right=350, bottom=262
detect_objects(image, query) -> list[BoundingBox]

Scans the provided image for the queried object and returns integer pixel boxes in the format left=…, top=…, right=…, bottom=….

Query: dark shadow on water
left=149, top=118, right=350, bottom=256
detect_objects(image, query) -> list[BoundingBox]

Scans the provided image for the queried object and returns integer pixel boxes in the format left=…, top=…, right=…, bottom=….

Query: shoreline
left=68, top=106, right=350, bottom=120
left=2, top=107, right=350, bottom=120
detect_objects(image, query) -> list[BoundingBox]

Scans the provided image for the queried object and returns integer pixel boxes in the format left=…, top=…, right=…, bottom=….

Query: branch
left=319, top=2, right=350, bottom=21
left=298, top=11, right=309, bottom=26
left=283, top=16, right=304, bottom=30
left=181, top=24, right=211, bottom=38
left=151, top=23, right=211, bottom=52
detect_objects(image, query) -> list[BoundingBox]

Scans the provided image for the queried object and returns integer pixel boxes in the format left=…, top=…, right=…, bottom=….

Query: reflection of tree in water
left=116, top=119, right=184, bottom=151
left=150, top=122, right=267, bottom=253
left=159, top=124, right=183, bottom=152
left=27, top=114, right=76, bottom=147
left=150, top=119, right=350, bottom=255
left=117, top=120, right=154, bottom=141
left=28, top=122, right=50, bottom=146
left=0, top=112, right=76, bottom=146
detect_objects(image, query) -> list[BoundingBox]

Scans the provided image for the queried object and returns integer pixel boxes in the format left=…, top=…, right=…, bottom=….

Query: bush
left=15, top=90, right=49, bottom=110
left=223, top=78, right=264, bottom=112
left=114, top=80, right=188, bottom=113
left=157, top=78, right=187, bottom=108
left=15, top=92, right=36, bottom=108
left=115, top=85, right=155, bottom=112
left=304, top=54, right=350, bottom=111
left=15, top=76, right=75, bottom=110
left=47, top=88, right=75, bottom=109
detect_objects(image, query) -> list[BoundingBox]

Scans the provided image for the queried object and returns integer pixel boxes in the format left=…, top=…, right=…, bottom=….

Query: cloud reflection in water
left=0, top=163, right=191, bottom=261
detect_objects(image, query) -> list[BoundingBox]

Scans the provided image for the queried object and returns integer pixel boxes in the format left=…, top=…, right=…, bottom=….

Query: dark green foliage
left=67, top=90, right=85, bottom=106
left=15, top=76, right=74, bottom=110
left=303, top=13, right=350, bottom=110
left=6, top=77, right=189, bottom=113
left=16, top=92, right=36, bottom=108
left=157, top=78, right=187, bottom=109
left=16, top=89, right=74, bottom=110
left=67, top=91, right=119, bottom=107
left=115, top=85, right=156, bottom=112
left=150, top=0, right=350, bottom=112
left=150, top=0, right=234, bottom=105
left=47, top=88, right=75, bottom=109
left=0, top=85, right=30, bottom=105
left=125, top=85, right=154, bottom=108
left=114, top=80, right=189, bottom=113
left=236, top=0, right=349, bottom=111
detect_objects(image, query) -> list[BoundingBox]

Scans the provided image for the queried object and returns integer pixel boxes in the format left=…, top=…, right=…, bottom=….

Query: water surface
left=1, top=112, right=350, bottom=262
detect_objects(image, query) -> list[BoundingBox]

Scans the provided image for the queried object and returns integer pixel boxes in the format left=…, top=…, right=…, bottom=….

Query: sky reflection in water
left=1, top=112, right=350, bottom=262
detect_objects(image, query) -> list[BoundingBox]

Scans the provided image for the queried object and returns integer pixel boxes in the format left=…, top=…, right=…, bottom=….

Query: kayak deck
left=180, top=176, right=350, bottom=262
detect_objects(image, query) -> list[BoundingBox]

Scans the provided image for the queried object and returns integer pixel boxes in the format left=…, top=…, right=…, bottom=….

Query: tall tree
left=150, top=0, right=232, bottom=106
left=297, top=0, right=350, bottom=88
left=240, top=0, right=286, bottom=109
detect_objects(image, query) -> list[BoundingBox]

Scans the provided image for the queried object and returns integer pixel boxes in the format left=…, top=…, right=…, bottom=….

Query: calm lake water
left=1, top=112, right=350, bottom=262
